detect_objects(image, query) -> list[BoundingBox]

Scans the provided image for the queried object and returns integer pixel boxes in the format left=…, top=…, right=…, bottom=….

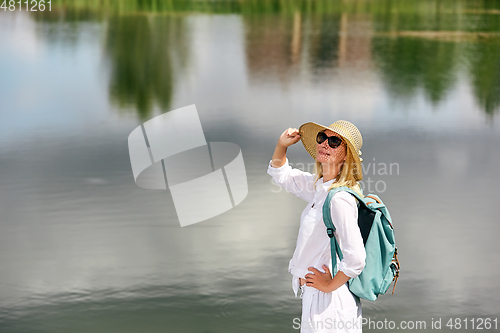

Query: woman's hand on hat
left=278, top=128, right=301, bottom=148
left=305, top=265, right=334, bottom=293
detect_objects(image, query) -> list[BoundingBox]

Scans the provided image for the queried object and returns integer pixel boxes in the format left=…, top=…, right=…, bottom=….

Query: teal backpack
left=322, top=187, right=400, bottom=301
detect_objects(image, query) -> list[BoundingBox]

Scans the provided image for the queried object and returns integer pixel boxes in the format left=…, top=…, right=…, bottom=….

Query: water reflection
left=466, top=41, right=500, bottom=116
left=105, top=15, right=189, bottom=120
left=27, top=0, right=500, bottom=118
left=373, top=37, right=459, bottom=105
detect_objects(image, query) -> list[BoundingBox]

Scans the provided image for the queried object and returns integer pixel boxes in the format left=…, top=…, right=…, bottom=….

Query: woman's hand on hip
left=278, top=128, right=301, bottom=148
left=305, top=265, right=334, bottom=293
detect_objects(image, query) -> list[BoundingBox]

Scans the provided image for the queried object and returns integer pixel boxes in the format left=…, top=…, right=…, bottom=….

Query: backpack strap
left=322, top=186, right=365, bottom=275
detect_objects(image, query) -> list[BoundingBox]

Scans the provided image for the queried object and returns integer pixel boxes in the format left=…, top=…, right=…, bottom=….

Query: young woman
left=267, top=120, right=366, bottom=333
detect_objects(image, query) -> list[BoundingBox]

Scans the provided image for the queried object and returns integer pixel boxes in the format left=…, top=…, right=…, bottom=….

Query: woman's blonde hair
left=313, top=143, right=364, bottom=198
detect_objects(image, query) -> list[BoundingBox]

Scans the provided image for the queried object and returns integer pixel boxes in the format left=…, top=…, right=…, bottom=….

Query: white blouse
left=267, top=158, right=366, bottom=297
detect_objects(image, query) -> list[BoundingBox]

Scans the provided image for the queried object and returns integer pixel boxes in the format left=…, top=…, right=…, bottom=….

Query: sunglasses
left=316, top=132, right=343, bottom=149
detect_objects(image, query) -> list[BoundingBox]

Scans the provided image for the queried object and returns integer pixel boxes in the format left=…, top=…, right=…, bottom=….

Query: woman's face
left=316, top=129, right=347, bottom=169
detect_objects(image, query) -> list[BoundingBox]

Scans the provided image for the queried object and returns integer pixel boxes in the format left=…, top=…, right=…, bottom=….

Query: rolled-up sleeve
left=331, top=191, right=366, bottom=278
left=267, top=158, right=315, bottom=202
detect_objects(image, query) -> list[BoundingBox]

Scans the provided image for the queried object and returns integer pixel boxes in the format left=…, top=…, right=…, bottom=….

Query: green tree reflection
left=309, top=14, right=342, bottom=69
left=466, top=41, right=500, bottom=117
left=370, top=0, right=500, bottom=115
left=105, top=15, right=189, bottom=121
left=372, top=37, right=459, bottom=105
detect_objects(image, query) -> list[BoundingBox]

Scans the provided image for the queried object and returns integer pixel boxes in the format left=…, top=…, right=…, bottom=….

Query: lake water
left=0, top=1, right=499, bottom=332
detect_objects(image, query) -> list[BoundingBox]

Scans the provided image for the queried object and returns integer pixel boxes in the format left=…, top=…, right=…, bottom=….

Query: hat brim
left=298, top=122, right=363, bottom=181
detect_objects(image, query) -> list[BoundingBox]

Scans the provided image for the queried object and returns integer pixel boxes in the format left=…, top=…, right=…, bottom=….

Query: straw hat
left=299, top=120, right=363, bottom=181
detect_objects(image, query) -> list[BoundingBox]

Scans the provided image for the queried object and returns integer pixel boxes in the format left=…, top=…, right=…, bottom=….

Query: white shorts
left=300, top=283, right=362, bottom=333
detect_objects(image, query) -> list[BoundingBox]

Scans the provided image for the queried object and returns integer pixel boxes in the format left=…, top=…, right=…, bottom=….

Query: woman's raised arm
left=271, top=128, right=301, bottom=168
left=267, top=128, right=315, bottom=202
